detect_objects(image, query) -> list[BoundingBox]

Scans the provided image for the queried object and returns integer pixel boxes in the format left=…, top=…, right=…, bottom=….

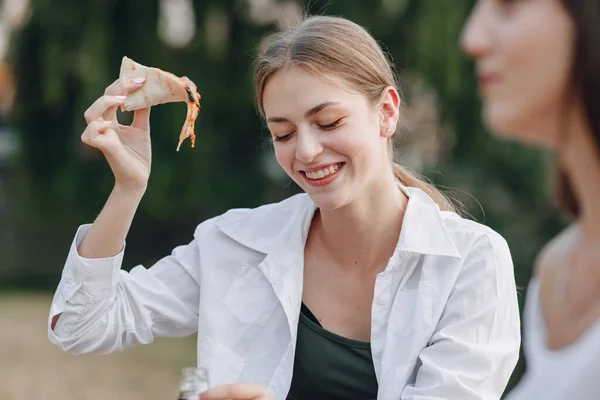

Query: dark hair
left=558, top=0, right=600, bottom=217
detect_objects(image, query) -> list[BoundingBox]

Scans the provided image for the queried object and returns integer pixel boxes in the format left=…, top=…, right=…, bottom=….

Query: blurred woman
left=47, top=15, right=520, bottom=400
left=462, top=0, right=600, bottom=398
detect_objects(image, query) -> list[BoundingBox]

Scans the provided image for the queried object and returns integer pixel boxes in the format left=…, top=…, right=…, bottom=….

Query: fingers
left=132, top=107, right=151, bottom=131
left=83, top=95, right=127, bottom=124
left=80, top=120, right=119, bottom=153
left=200, top=384, right=272, bottom=400
left=102, top=78, right=148, bottom=127
left=104, top=77, right=146, bottom=97
left=84, top=78, right=148, bottom=126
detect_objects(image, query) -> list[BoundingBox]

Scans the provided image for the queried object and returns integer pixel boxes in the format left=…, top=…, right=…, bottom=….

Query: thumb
left=132, top=107, right=151, bottom=131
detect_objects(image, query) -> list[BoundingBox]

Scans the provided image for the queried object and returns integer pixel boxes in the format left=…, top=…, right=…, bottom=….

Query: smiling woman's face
left=262, top=66, right=394, bottom=211
left=461, top=0, right=575, bottom=148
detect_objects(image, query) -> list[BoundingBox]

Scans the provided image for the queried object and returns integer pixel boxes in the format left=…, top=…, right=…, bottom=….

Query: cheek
left=510, top=39, right=571, bottom=106
left=335, top=119, right=378, bottom=153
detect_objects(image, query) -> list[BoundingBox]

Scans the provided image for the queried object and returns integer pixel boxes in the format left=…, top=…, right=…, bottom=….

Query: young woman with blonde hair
left=49, top=15, right=520, bottom=400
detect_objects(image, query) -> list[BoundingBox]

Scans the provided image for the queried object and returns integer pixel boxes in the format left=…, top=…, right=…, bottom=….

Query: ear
left=379, top=86, right=401, bottom=138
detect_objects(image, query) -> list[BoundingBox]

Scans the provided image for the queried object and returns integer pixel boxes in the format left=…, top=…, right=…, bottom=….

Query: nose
left=460, top=0, right=493, bottom=60
left=295, top=129, right=323, bottom=164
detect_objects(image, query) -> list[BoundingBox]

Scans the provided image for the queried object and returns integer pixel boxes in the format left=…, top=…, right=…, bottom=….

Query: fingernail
left=114, top=95, right=127, bottom=100
left=104, top=120, right=113, bottom=124
left=133, top=78, right=146, bottom=84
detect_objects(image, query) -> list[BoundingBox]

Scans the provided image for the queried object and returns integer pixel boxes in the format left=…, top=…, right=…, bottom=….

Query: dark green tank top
left=286, top=303, right=378, bottom=399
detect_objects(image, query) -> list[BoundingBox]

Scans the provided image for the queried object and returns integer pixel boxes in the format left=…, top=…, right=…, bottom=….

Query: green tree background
left=1, top=0, right=568, bottom=394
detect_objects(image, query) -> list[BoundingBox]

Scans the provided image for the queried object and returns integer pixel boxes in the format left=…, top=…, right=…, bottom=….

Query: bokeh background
left=0, top=0, right=568, bottom=399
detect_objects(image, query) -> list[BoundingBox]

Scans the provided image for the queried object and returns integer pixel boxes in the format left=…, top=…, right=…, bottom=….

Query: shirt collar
left=395, top=183, right=461, bottom=259
left=216, top=184, right=461, bottom=259
left=215, top=194, right=315, bottom=255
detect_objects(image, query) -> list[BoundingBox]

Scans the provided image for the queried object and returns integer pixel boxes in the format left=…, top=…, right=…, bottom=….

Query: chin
left=305, top=191, right=350, bottom=212
left=483, top=102, right=558, bottom=149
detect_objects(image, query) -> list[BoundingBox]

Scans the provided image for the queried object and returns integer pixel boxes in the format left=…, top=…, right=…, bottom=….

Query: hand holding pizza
left=79, top=56, right=201, bottom=193
left=81, top=77, right=152, bottom=193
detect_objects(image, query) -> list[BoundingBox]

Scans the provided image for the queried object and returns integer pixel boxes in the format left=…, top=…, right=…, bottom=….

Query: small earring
left=386, top=128, right=391, bottom=133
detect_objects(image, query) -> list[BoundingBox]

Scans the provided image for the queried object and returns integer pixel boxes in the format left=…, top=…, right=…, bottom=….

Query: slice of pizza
left=119, top=56, right=201, bottom=151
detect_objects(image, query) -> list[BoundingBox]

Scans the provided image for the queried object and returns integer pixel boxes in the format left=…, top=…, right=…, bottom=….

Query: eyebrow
left=266, top=101, right=341, bottom=123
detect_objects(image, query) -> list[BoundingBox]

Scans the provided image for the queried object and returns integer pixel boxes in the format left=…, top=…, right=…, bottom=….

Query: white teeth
left=305, top=163, right=341, bottom=180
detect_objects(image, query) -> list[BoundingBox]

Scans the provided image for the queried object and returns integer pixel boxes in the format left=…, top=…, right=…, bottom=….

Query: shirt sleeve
left=401, top=233, right=522, bottom=400
left=48, top=223, right=202, bottom=355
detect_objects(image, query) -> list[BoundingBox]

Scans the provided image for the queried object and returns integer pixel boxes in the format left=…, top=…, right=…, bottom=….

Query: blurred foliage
left=2, top=0, right=569, bottom=394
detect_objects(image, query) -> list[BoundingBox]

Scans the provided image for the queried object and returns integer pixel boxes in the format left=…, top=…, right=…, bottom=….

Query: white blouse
left=48, top=185, right=521, bottom=400
left=505, top=279, right=600, bottom=400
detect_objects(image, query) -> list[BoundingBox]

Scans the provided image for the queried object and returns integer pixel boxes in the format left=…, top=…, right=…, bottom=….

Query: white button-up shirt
left=48, top=185, right=521, bottom=400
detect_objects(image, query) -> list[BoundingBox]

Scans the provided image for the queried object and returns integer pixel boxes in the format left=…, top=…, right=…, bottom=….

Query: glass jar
left=178, top=367, right=210, bottom=400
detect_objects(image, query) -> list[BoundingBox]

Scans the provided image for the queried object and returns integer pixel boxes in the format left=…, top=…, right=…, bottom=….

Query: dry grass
left=0, top=293, right=198, bottom=400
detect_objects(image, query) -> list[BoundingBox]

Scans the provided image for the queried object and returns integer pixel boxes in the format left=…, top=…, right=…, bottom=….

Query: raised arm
left=48, top=76, right=201, bottom=354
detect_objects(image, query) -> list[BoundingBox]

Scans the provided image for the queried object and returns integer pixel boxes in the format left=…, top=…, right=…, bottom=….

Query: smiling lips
left=477, top=70, right=500, bottom=93
left=300, top=162, right=344, bottom=187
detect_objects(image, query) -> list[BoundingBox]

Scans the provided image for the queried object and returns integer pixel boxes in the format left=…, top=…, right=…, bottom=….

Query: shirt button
left=377, top=294, right=387, bottom=305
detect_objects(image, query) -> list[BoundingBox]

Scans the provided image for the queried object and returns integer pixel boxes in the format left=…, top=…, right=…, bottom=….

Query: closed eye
left=318, top=118, right=343, bottom=130
left=273, top=117, right=343, bottom=142
left=273, top=132, right=294, bottom=142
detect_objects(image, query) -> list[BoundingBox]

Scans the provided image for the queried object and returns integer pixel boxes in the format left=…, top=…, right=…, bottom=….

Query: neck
left=314, top=172, right=408, bottom=272
left=560, top=105, right=600, bottom=236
